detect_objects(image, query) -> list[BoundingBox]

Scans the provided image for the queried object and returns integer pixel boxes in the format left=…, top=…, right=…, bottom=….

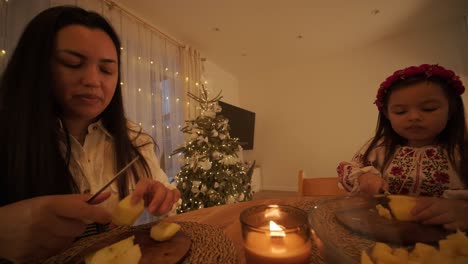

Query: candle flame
left=269, top=221, right=286, bottom=237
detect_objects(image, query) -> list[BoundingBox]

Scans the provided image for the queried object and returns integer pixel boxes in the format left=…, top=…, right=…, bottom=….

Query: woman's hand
left=131, top=178, right=180, bottom=215
left=358, top=172, right=388, bottom=195
left=0, top=193, right=111, bottom=263
left=412, top=197, right=468, bottom=231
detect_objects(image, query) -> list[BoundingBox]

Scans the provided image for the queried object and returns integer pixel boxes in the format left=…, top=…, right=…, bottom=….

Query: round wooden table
left=165, top=196, right=324, bottom=264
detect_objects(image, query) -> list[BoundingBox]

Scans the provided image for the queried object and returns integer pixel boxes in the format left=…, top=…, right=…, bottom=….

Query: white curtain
left=0, top=0, right=203, bottom=180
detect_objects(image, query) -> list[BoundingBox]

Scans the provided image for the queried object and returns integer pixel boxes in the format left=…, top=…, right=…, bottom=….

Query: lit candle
left=240, top=205, right=312, bottom=264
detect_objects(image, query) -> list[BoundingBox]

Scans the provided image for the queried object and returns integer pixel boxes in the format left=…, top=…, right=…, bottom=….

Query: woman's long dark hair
left=0, top=6, right=151, bottom=205
left=362, top=76, right=468, bottom=187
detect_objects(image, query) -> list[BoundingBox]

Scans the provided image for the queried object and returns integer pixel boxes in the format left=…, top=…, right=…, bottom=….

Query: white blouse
left=59, top=120, right=175, bottom=224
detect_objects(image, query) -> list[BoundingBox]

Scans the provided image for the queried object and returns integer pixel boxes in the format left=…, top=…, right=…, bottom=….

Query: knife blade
left=86, top=156, right=140, bottom=203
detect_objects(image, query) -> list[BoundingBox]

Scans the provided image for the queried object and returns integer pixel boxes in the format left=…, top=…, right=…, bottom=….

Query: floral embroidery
left=385, top=147, right=451, bottom=196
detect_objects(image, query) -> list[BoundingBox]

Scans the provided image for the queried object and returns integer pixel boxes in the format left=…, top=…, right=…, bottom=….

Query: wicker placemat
left=44, top=221, right=237, bottom=264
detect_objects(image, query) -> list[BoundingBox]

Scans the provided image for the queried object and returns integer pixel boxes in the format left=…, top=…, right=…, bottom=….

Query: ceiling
left=115, top=0, right=468, bottom=77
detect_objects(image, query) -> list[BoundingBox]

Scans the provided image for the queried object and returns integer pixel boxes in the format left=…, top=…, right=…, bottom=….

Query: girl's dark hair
left=362, top=76, right=468, bottom=187
left=0, top=6, right=150, bottom=205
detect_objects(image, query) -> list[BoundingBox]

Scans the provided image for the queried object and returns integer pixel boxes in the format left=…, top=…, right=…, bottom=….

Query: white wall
left=203, top=60, right=240, bottom=106
left=239, top=17, right=468, bottom=191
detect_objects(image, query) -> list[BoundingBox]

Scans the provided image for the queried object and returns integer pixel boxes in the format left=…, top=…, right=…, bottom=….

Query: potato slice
left=409, top=243, right=437, bottom=262
left=113, top=244, right=142, bottom=264
left=361, top=250, right=374, bottom=264
left=85, top=235, right=139, bottom=264
left=112, top=194, right=144, bottom=226
left=150, top=221, right=181, bottom=241
left=393, top=247, right=409, bottom=263
left=371, top=242, right=400, bottom=264
left=387, top=195, right=417, bottom=221
left=376, top=204, right=392, bottom=220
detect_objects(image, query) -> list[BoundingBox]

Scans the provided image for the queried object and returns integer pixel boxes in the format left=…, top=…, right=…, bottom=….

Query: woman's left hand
left=412, top=197, right=468, bottom=230
left=131, top=178, right=181, bottom=215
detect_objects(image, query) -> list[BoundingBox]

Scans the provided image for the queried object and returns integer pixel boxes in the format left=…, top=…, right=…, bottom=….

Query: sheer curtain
left=0, top=0, right=203, bottom=180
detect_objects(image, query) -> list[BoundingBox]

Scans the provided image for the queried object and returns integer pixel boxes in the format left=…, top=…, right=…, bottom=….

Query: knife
left=86, top=156, right=140, bottom=203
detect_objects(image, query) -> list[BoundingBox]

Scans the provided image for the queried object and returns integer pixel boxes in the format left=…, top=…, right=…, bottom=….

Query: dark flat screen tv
left=218, top=101, right=255, bottom=150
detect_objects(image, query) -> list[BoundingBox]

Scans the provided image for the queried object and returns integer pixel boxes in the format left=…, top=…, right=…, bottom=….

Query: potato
left=393, top=247, right=409, bottom=263
left=446, top=230, right=468, bottom=256
left=113, top=244, right=142, bottom=264
left=387, top=195, right=417, bottom=221
left=112, top=194, right=144, bottom=226
left=376, top=204, right=392, bottom=220
left=371, top=242, right=400, bottom=264
left=409, top=243, right=437, bottom=263
left=150, top=221, right=181, bottom=241
left=361, top=250, right=374, bottom=264
left=85, top=235, right=141, bottom=264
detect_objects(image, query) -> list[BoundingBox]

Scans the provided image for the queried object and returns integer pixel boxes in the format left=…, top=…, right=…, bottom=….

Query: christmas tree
left=172, top=86, right=253, bottom=213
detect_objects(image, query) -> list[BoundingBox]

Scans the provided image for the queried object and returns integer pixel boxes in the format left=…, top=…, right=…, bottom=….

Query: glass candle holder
left=240, top=204, right=312, bottom=264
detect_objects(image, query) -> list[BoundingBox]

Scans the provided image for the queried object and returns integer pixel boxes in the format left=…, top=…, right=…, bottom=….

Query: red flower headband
left=374, top=64, right=465, bottom=111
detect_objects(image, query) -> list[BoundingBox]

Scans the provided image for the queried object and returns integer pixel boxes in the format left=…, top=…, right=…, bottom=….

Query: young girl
left=0, top=6, right=179, bottom=262
left=337, top=64, right=468, bottom=230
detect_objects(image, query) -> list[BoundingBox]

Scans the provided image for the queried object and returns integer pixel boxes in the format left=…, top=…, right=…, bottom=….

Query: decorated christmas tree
left=172, top=86, right=253, bottom=213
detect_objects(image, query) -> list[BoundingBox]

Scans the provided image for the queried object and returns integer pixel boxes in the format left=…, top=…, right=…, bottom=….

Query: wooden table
left=165, top=196, right=323, bottom=264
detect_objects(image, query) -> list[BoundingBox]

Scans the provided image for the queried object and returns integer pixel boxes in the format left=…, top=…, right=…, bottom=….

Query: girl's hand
left=358, top=172, right=388, bottom=195
left=131, top=178, right=181, bottom=215
left=0, top=193, right=111, bottom=263
left=412, top=197, right=468, bottom=231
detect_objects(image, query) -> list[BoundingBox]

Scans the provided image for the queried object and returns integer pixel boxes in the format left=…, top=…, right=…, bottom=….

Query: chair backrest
left=298, top=170, right=347, bottom=196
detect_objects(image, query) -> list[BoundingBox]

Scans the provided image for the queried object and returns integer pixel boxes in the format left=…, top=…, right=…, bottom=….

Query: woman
left=0, top=6, right=179, bottom=262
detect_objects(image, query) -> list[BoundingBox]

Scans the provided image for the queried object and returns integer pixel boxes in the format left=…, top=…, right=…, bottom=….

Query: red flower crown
left=374, top=64, right=465, bottom=111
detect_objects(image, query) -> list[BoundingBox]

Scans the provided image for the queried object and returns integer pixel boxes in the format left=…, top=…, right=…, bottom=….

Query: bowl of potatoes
left=308, top=194, right=468, bottom=264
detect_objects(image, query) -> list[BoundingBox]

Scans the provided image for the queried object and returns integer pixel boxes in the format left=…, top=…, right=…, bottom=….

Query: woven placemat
left=44, top=221, right=237, bottom=264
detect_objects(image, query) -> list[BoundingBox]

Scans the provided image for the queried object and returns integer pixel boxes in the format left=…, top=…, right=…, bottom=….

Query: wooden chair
left=298, top=170, right=347, bottom=196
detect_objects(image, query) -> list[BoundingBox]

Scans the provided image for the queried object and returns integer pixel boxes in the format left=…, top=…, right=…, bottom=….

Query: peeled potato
left=376, top=204, right=392, bottom=220
left=112, top=194, right=144, bottom=226
left=85, top=235, right=141, bottom=264
left=387, top=195, right=417, bottom=221
left=361, top=250, right=374, bottom=264
left=409, top=243, right=438, bottom=262
left=150, top=221, right=181, bottom=241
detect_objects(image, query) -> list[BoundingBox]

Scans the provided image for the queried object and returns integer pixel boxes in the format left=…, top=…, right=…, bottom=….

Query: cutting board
left=70, top=229, right=191, bottom=264
left=334, top=204, right=448, bottom=245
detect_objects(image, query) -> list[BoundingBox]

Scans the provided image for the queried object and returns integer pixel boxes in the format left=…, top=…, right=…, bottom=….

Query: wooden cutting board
left=69, top=229, right=191, bottom=264
left=335, top=206, right=448, bottom=246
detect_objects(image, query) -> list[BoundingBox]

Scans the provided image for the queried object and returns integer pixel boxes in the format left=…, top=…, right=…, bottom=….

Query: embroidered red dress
left=337, top=141, right=466, bottom=197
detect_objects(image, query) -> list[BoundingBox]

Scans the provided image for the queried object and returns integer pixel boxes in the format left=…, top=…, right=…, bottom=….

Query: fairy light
left=204, top=80, right=208, bottom=84
left=195, top=82, right=199, bottom=86
left=185, top=77, right=189, bottom=82
left=138, top=56, right=141, bottom=60
left=120, top=47, right=124, bottom=50
left=176, top=98, right=180, bottom=102
left=138, top=88, right=142, bottom=92
left=165, top=67, right=169, bottom=71
left=150, top=60, right=154, bottom=64
left=166, top=96, right=169, bottom=100
left=120, top=82, right=124, bottom=85
left=0, top=50, right=6, bottom=56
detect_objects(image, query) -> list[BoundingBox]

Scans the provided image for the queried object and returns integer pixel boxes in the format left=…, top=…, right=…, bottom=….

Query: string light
left=176, top=98, right=180, bottom=102
left=120, top=82, right=124, bottom=85
left=138, top=88, right=141, bottom=92
left=0, top=50, right=5, bottom=56
left=150, top=60, right=154, bottom=64
left=120, top=47, right=124, bottom=50
left=185, top=77, right=189, bottom=82
left=166, top=96, right=169, bottom=100
left=165, top=67, right=169, bottom=71
left=138, top=56, right=141, bottom=60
